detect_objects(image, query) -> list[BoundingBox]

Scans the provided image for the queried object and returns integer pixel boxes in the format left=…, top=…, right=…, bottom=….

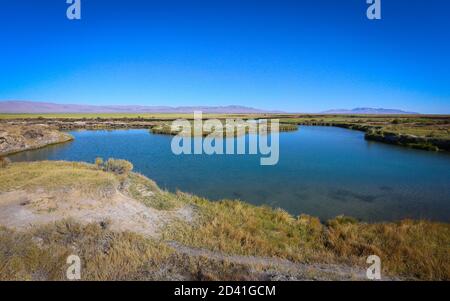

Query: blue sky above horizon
left=0, top=0, right=449, bottom=113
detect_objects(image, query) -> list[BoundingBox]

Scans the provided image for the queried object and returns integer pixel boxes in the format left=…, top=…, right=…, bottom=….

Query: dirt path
left=166, top=241, right=400, bottom=281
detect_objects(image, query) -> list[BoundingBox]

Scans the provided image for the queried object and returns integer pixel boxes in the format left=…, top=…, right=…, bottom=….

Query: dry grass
left=0, top=161, right=184, bottom=211
left=164, top=195, right=450, bottom=280
left=0, top=220, right=266, bottom=281
left=150, top=121, right=298, bottom=137
left=325, top=217, right=450, bottom=280
left=126, top=173, right=184, bottom=210
left=163, top=195, right=333, bottom=262
left=0, top=161, right=118, bottom=198
left=0, top=220, right=173, bottom=280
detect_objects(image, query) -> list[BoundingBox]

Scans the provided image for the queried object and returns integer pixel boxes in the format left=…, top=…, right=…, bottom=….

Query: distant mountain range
left=0, top=101, right=420, bottom=115
left=321, top=107, right=419, bottom=115
left=0, top=101, right=279, bottom=114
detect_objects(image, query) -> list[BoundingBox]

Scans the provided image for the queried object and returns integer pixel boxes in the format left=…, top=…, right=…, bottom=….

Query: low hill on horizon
left=0, top=101, right=280, bottom=114
left=321, top=107, right=419, bottom=115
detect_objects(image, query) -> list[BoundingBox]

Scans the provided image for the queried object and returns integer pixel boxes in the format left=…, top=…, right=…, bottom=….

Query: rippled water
left=9, top=126, right=450, bottom=222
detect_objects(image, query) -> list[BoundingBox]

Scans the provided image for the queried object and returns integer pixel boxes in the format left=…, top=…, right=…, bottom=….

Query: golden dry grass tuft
left=0, top=220, right=174, bottom=280
left=163, top=195, right=331, bottom=262
left=325, top=217, right=450, bottom=280
left=0, top=161, right=119, bottom=198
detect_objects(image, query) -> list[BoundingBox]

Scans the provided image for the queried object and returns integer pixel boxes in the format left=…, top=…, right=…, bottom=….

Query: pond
left=9, top=126, right=450, bottom=222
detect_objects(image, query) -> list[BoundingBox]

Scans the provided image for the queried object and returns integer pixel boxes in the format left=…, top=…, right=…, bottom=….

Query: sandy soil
left=0, top=189, right=193, bottom=238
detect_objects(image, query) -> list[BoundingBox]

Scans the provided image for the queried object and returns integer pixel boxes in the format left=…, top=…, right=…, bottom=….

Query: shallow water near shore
left=9, top=126, right=450, bottom=222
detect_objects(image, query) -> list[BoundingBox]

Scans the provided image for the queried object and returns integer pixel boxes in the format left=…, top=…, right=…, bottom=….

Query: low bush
left=95, top=157, right=104, bottom=168
left=0, top=157, right=11, bottom=169
left=104, top=159, right=133, bottom=175
left=95, top=158, right=133, bottom=175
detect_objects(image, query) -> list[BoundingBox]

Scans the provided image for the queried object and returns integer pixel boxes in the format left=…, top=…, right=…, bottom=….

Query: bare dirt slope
left=0, top=189, right=192, bottom=238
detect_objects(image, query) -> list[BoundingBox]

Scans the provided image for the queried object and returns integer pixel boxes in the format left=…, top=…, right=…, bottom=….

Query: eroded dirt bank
left=0, top=124, right=73, bottom=156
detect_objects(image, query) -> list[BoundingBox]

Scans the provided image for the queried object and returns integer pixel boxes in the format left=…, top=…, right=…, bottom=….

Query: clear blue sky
left=0, top=0, right=449, bottom=113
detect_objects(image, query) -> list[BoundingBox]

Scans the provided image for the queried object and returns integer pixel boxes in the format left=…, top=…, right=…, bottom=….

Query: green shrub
left=94, top=158, right=133, bottom=175
left=103, top=159, right=133, bottom=175
left=95, top=157, right=104, bottom=169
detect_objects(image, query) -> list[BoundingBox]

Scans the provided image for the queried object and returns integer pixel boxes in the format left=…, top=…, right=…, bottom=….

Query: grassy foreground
left=0, top=161, right=449, bottom=280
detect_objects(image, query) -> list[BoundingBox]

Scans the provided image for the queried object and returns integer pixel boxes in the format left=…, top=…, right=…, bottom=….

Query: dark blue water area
left=9, top=126, right=450, bottom=222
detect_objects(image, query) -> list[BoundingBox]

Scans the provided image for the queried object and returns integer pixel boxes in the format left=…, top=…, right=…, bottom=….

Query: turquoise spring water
left=9, top=126, right=450, bottom=222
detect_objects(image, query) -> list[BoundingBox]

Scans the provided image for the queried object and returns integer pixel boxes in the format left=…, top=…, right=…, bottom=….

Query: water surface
left=9, top=126, right=450, bottom=222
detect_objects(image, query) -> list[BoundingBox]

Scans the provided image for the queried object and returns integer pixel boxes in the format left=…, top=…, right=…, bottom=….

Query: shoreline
left=1, top=114, right=449, bottom=152
left=292, top=121, right=450, bottom=152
